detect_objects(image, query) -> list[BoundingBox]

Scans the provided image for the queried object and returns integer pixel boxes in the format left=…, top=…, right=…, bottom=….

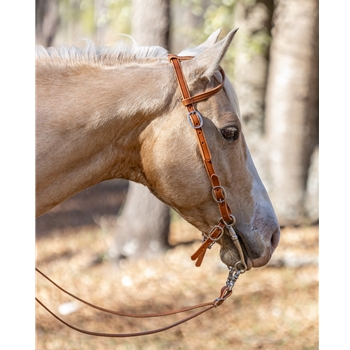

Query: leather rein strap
left=35, top=55, right=247, bottom=338
left=35, top=268, right=233, bottom=338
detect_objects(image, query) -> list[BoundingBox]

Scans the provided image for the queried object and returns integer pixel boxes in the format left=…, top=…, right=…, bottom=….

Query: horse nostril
left=271, top=228, right=280, bottom=249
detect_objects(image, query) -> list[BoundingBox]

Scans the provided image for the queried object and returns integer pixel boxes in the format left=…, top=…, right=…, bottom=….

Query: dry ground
left=36, top=180, right=318, bottom=350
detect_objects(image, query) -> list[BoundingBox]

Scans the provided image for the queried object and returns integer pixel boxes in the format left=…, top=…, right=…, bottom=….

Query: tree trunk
left=264, top=0, right=319, bottom=225
left=232, top=0, right=274, bottom=182
left=35, top=0, right=60, bottom=46
left=171, top=0, right=209, bottom=53
left=109, top=182, right=171, bottom=260
left=131, top=0, right=170, bottom=48
left=110, top=0, right=171, bottom=262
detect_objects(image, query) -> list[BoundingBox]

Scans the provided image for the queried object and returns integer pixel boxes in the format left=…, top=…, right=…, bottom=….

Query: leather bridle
left=35, top=55, right=247, bottom=337
left=168, top=55, right=247, bottom=272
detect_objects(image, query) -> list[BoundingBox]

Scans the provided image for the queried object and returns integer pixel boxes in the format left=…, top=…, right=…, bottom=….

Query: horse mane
left=35, top=37, right=168, bottom=68
left=35, top=35, right=241, bottom=117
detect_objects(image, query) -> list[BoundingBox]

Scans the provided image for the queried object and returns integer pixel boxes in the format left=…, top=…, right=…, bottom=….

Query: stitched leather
left=168, top=55, right=235, bottom=266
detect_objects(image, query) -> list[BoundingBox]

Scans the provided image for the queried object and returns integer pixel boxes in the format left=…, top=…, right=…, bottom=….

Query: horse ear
left=183, top=28, right=239, bottom=84
left=177, top=29, right=222, bottom=57
left=196, top=28, right=222, bottom=49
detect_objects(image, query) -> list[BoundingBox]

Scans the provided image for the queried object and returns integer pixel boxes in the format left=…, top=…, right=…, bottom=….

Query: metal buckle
left=187, top=110, right=203, bottom=129
left=221, top=214, right=236, bottom=227
left=212, top=185, right=227, bottom=203
left=203, top=225, right=225, bottom=246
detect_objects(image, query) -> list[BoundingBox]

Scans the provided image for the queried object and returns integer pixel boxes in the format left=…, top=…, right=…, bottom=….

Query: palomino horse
left=36, top=29, right=280, bottom=270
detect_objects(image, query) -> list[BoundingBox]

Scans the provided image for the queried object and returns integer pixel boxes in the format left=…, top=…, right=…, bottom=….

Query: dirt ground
left=36, top=180, right=319, bottom=350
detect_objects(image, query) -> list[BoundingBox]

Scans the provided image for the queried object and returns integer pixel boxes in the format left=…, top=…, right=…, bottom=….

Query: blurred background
left=35, top=0, right=319, bottom=349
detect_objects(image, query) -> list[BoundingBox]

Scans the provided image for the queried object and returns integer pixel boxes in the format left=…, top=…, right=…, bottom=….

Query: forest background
left=2, top=1, right=348, bottom=345
left=36, top=0, right=319, bottom=261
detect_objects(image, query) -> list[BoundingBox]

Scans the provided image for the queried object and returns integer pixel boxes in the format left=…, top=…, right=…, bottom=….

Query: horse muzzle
left=219, top=225, right=280, bottom=270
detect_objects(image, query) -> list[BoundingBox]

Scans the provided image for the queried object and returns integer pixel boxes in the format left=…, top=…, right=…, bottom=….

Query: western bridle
left=35, top=55, right=247, bottom=337
left=168, top=55, right=247, bottom=272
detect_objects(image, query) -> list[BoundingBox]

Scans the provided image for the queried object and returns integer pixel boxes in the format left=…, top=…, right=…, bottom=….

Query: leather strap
left=168, top=55, right=235, bottom=266
left=191, top=221, right=226, bottom=266
left=35, top=268, right=232, bottom=337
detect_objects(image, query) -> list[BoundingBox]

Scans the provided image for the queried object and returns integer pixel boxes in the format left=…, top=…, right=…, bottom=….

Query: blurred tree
left=36, top=0, right=60, bottom=46
left=232, top=0, right=274, bottom=183
left=94, top=0, right=108, bottom=43
left=52, top=0, right=131, bottom=46
left=36, top=0, right=319, bottom=231
left=232, top=0, right=273, bottom=143
left=264, top=0, right=319, bottom=225
left=171, top=0, right=209, bottom=52
left=171, top=0, right=319, bottom=226
left=109, top=0, right=172, bottom=262
left=132, top=0, right=170, bottom=47
left=172, top=0, right=236, bottom=76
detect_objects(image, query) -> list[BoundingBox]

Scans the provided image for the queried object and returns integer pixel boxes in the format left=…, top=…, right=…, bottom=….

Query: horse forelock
left=35, top=38, right=168, bottom=68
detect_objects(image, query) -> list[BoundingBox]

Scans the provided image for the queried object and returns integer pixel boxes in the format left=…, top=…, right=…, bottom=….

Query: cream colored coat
left=36, top=29, right=280, bottom=269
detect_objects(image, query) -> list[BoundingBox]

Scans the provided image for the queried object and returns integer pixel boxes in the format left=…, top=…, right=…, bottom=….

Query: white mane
left=35, top=34, right=240, bottom=118
left=35, top=37, right=168, bottom=67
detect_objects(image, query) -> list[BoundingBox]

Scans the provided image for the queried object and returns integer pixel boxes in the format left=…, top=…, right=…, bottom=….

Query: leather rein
left=35, top=55, right=247, bottom=337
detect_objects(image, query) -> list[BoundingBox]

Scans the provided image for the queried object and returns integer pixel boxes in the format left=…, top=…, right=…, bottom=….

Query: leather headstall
left=167, top=55, right=246, bottom=270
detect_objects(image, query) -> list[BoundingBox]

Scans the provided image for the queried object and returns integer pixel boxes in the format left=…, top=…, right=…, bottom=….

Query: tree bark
left=110, top=0, right=172, bottom=262
left=131, top=0, right=170, bottom=48
left=109, top=182, right=171, bottom=260
left=233, top=0, right=273, bottom=140
left=264, top=0, right=319, bottom=225
left=232, top=0, right=274, bottom=182
left=35, top=0, right=60, bottom=46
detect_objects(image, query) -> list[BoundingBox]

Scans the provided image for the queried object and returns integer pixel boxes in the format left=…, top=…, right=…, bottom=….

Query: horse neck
left=36, top=61, right=174, bottom=216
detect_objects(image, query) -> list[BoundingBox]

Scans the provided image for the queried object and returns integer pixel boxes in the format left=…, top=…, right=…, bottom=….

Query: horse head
left=35, top=29, right=279, bottom=270
left=140, top=29, right=280, bottom=270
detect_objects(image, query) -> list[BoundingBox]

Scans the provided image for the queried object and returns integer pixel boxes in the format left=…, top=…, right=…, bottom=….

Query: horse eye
left=220, top=126, right=239, bottom=141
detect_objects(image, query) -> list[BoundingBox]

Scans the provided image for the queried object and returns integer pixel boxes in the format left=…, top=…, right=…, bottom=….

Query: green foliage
left=55, top=0, right=271, bottom=79
left=172, top=0, right=272, bottom=79
left=103, top=0, right=131, bottom=36
left=172, top=0, right=237, bottom=77
left=57, top=0, right=131, bottom=43
left=174, top=0, right=236, bottom=43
